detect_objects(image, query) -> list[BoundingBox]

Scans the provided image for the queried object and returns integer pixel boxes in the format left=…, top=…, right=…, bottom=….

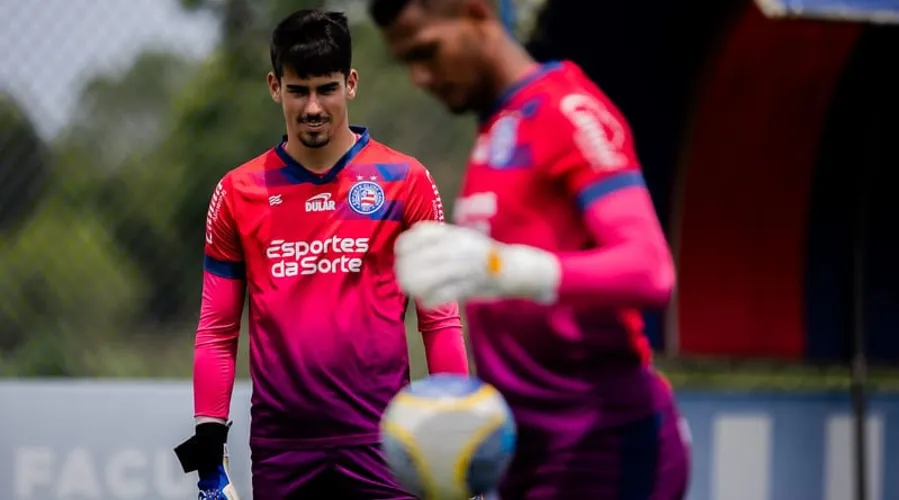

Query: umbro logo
left=269, top=195, right=282, bottom=206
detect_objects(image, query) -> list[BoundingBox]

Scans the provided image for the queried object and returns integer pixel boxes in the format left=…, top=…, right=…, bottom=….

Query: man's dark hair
left=270, top=9, right=352, bottom=79
left=369, top=0, right=414, bottom=27
left=369, top=0, right=477, bottom=27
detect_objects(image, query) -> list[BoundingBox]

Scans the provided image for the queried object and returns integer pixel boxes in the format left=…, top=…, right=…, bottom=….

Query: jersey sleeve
left=203, top=174, right=245, bottom=280
left=194, top=272, right=244, bottom=419
left=535, top=91, right=646, bottom=211
left=528, top=90, right=675, bottom=309
left=194, top=174, right=245, bottom=419
left=402, top=162, right=446, bottom=227
left=416, top=302, right=468, bottom=375
left=402, top=162, right=469, bottom=373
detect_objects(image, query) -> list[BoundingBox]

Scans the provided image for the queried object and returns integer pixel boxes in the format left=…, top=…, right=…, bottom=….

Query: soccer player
left=172, top=9, right=470, bottom=500
left=370, top=0, right=691, bottom=498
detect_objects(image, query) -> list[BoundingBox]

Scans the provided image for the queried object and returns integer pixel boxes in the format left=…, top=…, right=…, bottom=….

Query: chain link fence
left=2, top=0, right=546, bottom=377
left=6, top=0, right=887, bottom=387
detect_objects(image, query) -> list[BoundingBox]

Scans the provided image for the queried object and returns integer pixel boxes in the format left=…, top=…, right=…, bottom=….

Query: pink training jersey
left=455, top=61, right=675, bottom=441
left=197, top=126, right=466, bottom=448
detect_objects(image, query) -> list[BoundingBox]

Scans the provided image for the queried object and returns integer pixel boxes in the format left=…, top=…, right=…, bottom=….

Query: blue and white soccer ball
left=380, top=374, right=517, bottom=499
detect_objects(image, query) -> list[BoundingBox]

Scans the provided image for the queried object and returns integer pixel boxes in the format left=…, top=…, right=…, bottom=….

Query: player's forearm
left=417, top=302, right=469, bottom=374
left=194, top=336, right=239, bottom=420
left=555, top=188, right=674, bottom=307
left=195, top=416, right=228, bottom=425
left=554, top=241, right=674, bottom=308
left=422, top=327, right=469, bottom=374
left=498, top=187, right=674, bottom=308
left=193, top=272, right=244, bottom=420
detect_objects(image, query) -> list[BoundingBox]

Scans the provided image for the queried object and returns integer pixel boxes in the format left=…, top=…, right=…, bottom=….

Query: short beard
left=299, top=131, right=329, bottom=149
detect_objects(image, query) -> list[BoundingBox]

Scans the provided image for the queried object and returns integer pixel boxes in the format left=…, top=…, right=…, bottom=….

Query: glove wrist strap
left=174, top=421, right=231, bottom=473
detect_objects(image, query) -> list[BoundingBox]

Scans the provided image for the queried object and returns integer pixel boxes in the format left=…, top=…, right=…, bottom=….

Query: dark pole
left=851, top=145, right=869, bottom=500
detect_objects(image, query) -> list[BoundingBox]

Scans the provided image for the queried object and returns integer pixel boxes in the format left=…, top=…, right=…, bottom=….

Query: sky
left=0, top=0, right=220, bottom=139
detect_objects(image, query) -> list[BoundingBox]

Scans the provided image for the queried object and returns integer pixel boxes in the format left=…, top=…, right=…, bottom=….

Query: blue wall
left=679, top=391, right=899, bottom=500
left=1, top=382, right=898, bottom=500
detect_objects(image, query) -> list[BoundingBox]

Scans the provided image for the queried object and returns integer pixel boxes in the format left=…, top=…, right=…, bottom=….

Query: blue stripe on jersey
left=275, top=125, right=371, bottom=185
left=204, top=255, right=246, bottom=280
left=371, top=200, right=404, bottom=221
left=337, top=200, right=404, bottom=221
left=375, top=163, right=411, bottom=181
left=479, top=61, right=564, bottom=124
left=577, top=171, right=646, bottom=210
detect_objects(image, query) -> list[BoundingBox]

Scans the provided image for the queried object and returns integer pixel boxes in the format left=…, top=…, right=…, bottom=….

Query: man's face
left=268, top=69, right=358, bottom=148
left=381, top=4, right=488, bottom=115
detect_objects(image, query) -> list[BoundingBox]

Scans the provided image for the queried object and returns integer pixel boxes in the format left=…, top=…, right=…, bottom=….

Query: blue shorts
left=251, top=443, right=415, bottom=499
left=499, top=408, right=691, bottom=499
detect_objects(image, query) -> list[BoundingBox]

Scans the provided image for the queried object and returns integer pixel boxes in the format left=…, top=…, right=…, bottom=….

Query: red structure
left=674, top=6, right=861, bottom=358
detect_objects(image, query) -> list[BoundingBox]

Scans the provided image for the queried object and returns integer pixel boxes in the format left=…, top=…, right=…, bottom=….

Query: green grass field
left=655, top=356, right=899, bottom=392
left=5, top=316, right=899, bottom=395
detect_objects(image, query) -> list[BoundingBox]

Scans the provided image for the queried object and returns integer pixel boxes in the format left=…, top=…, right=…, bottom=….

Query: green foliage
left=0, top=1, right=474, bottom=377
left=0, top=199, right=145, bottom=375
left=8, top=0, right=890, bottom=393
left=0, top=94, right=50, bottom=232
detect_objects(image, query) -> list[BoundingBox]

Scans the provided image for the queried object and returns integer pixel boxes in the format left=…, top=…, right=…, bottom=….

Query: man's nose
left=304, top=95, right=324, bottom=115
left=410, top=64, right=433, bottom=89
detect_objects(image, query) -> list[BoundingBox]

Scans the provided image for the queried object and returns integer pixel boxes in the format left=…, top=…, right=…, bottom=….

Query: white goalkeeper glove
left=395, top=221, right=561, bottom=308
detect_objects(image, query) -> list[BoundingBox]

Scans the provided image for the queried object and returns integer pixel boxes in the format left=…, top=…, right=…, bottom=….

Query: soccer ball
left=380, top=374, right=517, bottom=499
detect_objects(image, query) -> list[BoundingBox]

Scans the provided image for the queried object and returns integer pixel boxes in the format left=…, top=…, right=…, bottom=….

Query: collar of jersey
left=478, top=60, right=564, bottom=125
left=274, top=125, right=370, bottom=185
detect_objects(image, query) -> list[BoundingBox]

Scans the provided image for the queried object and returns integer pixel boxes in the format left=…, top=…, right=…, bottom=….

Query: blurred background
left=1, top=0, right=897, bottom=498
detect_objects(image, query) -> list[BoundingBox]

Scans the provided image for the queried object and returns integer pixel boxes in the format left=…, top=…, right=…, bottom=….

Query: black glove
left=174, top=422, right=240, bottom=499
left=173, top=421, right=231, bottom=473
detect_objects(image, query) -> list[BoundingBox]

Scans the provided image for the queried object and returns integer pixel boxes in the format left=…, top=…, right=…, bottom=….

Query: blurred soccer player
left=370, top=0, right=691, bottom=498
left=172, top=9, right=470, bottom=500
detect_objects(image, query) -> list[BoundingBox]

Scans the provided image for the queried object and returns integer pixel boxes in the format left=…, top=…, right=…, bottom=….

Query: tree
left=63, top=51, right=194, bottom=171
left=20, top=0, right=475, bottom=336
left=0, top=199, right=145, bottom=369
left=3, top=0, right=482, bottom=377
left=0, top=94, right=50, bottom=232
left=49, top=50, right=212, bottom=324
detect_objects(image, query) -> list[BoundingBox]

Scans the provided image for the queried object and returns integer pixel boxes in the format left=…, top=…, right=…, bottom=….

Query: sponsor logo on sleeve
left=424, top=169, right=445, bottom=222
left=559, top=93, right=628, bottom=170
left=205, top=180, right=226, bottom=245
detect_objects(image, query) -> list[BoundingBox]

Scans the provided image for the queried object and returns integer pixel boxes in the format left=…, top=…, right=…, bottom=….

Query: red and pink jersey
left=196, top=126, right=466, bottom=448
left=455, top=62, right=675, bottom=440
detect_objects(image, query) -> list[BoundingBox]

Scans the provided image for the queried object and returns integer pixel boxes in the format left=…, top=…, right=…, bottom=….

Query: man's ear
left=267, top=72, right=281, bottom=103
left=462, top=0, right=494, bottom=22
left=346, top=69, right=359, bottom=100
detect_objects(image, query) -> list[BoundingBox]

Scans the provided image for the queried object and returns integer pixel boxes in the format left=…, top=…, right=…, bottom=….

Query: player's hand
left=174, top=422, right=240, bottom=500
left=196, top=452, right=239, bottom=500
left=394, top=221, right=560, bottom=308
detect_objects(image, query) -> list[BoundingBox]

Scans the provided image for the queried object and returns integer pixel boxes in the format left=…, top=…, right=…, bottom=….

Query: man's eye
left=406, top=45, right=437, bottom=62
